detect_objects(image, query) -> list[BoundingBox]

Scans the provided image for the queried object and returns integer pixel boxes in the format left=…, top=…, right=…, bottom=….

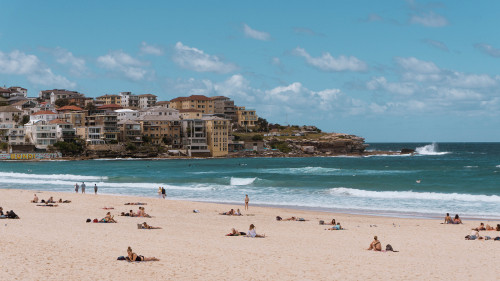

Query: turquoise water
left=1, top=143, right=499, bottom=218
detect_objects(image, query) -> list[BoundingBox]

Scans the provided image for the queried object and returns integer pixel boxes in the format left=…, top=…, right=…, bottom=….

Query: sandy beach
left=1, top=188, right=499, bottom=281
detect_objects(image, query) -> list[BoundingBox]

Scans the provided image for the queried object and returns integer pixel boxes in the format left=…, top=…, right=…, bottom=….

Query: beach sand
left=1, top=188, right=499, bottom=281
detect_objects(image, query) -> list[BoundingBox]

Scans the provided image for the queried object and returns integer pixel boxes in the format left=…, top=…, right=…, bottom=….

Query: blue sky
left=1, top=0, right=500, bottom=142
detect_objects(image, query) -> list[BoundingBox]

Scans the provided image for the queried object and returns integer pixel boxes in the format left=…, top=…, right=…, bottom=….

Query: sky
left=1, top=0, right=499, bottom=142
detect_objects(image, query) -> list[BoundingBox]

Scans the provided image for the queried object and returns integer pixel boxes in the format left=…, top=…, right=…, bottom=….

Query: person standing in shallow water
left=75, top=183, right=79, bottom=193
left=81, top=182, right=86, bottom=194
left=94, top=184, right=98, bottom=195
left=161, top=187, right=166, bottom=199
left=245, top=194, right=249, bottom=210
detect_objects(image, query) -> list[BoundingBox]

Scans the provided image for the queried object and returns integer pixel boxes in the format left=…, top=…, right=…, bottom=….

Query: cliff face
left=266, top=133, right=368, bottom=156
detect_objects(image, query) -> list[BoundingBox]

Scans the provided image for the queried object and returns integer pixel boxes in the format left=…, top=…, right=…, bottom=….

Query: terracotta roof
left=156, top=101, right=170, bottom=105
left=98, top=104, right=123, bottom=109
left=188, top=95, right=211, bottom=101
left=49, top=119, right=70, bottom=125
left=0, top=88, right=11, bottom=93
left=32, top=110, right=56, bottom=115
left=138, top=94, right=157, bottom=97
left=41, top=89, right=81, bottom=95
left=57, top=105, right=83, bottom=111
left=97, top=94, right=120, bottom=98
left=0, top=105, right=22, bottom=113
left=210, top=96, right=229, bottom=100
left=170, top=97, right=189, bottom=102
left=179, top=109, right=202, bottom=113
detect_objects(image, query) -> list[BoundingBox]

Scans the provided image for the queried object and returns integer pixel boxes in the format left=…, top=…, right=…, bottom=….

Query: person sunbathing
left=137, top=207, right=151, bottom=217
left=235, top=209, right=242, bottom=216
left=247, top=224, right=265, bottom=238
left=485, top=224, right=495, bottom=231
left=367, top=236, right=382, bottom=251
left=327, top=223, right=343, bottom=230
left=453, top=214, right=462, bottom=224
left=102, top=212, right=117, bottom=223
left=226, top=228, right=246, bottom=236
left=125, top=203, right=147, bottom=205
left=126, top=246, right=159, bottom=262
left=282, top=216, right=297, bottom=221
left=220, top=209, right=235, bottom=216
left=496, top=224, right=500, bottom=231
left=47, top=197, right=55, bottom=203
left=31, top=194, right=39, bottom=203
left=444, top=213, right=452, bottom=224
left=473, top=223, right=486, bottom=231
left=141, top=222, right=161, bottom=229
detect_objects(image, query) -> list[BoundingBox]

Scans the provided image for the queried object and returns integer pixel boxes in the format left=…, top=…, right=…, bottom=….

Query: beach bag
left=319, top=220, right=324, bottom=225
left=276, top=216, right=282, bottom=221
left=86, top=218, right=91, bottom=223
left=93, top=218, right=98, bottom=223
left=494, top=237, right=500, bottom=241
left=385, top=244, right=393, bottom=251
left=117, top=256, right=126, bottom=260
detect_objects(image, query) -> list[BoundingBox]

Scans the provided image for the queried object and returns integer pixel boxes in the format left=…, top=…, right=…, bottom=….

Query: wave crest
left=415, top=143, right=450, bottom=156
left=230, top=177, right=256, bottom=186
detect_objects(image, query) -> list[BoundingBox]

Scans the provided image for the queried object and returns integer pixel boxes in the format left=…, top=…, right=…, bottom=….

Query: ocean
left=1, top=142, right=499, bottom=219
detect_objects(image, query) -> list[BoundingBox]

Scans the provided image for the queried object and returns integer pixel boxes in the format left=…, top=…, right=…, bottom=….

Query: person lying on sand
left=126, top=246, right=159, bottom=262
left=31, top=194, right=39, bottom=203
left=220, top=209, right=235, bottom=216
left=102, top=212, right=117, bottom=223
left=226, top=228, right=246, bottom=236
left=137, top=207, right=151, bottom=217
left=235, top=209, right=242, bottom=216
left=57, top=198, right=71, bottom=203
left=124, top=203, right=147, bottom=205
left=327, top=223, right=343, bottom=230
left=247, top=224, right=265, bottom=238
left=473, top=223, right=486, bottom=231
left=0, top=209, right=20, bottom=219
left=37, top=204, right=58, bottom=207
left=466, top=230, right=483, bottom=240
left=280, top=216, right=307, bottom=221
left=367, top=236, right=382, bottom=251
left=140, top=222, right=161, bottom=229
left=46, top=197, right=56, bottom=203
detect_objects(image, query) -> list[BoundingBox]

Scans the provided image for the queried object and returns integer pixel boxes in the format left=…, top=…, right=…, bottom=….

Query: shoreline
left=6, top=187, right=499, bottom=221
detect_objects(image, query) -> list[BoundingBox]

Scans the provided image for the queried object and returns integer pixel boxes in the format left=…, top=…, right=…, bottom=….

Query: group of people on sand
left=32, top=194, right=71, bottom=205
left=444, top=213, right=463, bottom=224
left=220, top=208, right=242, bottom=216
left=0, top=207, right=19, bottom=219
left=120, top=206, right=151, bottom=217
left=227, top=224, right=265, bottom=238
left=465, top=223, right=500, bottom=240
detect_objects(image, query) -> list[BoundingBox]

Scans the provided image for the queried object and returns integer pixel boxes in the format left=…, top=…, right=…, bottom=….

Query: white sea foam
left=464, top=166, right=478, bottom=168
left=329, top=187, right=500, bottom=203
left=0, top=172, right=108, bottom=181
left=496, top=165, right=500, bottom=168
left=263, top=167, right=341, bottom=175
left=415, top=143, right=450, bottom=156
left=230, top=177, right=256, bottom=185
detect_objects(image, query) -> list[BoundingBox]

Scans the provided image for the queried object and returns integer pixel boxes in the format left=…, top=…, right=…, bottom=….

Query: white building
left=115, top=109, right=140, bottom=122
left=119, top=92, right=139, bottom=108
left=30, top=110, right=58, bottom=123
left=24, top=120, right=58, bottom=150
left=138, top=94, right=157, bottom=108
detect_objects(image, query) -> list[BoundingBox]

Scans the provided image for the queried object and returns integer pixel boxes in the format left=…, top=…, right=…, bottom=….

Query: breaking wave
left=230, top=177, right=257, bottom=186
left=415, top=143, right=450, bottom=156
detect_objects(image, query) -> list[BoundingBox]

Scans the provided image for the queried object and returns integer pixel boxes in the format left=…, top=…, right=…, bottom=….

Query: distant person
left=31, top=194, right=39, bottom=203
left=247, top=224, right=265, bottom=238
left=126, top=246, right=159, bottom=262
left=245, top=194, right=249, bottom=210
left=94, top=184, right=98, bottom=195
left=367, top=236, right=382, bottom=251
left=444, top=213, right=452, bottom=224
left=75, top=183, right=79, bottom=193
left=81, top=182, right=86, bottom=194
left=158, top=187, right=162, bottom=198
left=161, top=187, right=166, bottom=199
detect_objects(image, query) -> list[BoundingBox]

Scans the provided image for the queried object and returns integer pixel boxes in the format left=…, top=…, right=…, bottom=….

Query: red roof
left=57, top=105, right=83, bottom=111
left=32, top=110, right=56, bottom=115
left=170, top=97, right=189, bottom=102
left=179, top=109, right=202, bottom=113
left=156, top=101, right=170, bottom=105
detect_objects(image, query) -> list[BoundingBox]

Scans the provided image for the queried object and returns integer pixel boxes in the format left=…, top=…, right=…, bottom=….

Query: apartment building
left=0, top=123, right=26, bottom=146
left=24, top=120, right=58, bottom=150
left=118, top=120, right=142, bottom=144
left=38, top=89, right=84, bottom=105
left=49, top=119, right=76, bottom=142
left=119, top=92, right=140, bottom=108
left=0, top=106, right=23, bottom=123
left=203, top=116, right=229, bottom=157
left=236, top=106, right=257, bottom=127
left=30, top=110, right=58, bottom=123
left=211, top=96, right=236, bottom=122
left=96, top=94, right=121, bottom=105
left=138, top=94, right=157, bottom=108
left=85, top=113, right=119, bottom=142
left=181, top=119, right=210, bottom=157
left=170, top=95, right=214, bottom=114
left=115, top=109, right=140, bottom=122
left=178, top=109, right=202, bottom=120
left=138, top=115, right=181, bottom=148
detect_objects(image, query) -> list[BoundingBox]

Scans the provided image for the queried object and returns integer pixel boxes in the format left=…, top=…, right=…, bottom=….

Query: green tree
left=251, top=134, right=263, bottom=141
left=20, top=115, right=30, bottom=125
left=55, top=98, right=70, bottom=107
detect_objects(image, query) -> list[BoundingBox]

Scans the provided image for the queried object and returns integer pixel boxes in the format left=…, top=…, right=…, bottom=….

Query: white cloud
left=173, top=42, right=237, bottom=73
left=243, top=24, right=271, bottom=41
left=52, top=47, right=87, bottom=76
left=0, top=49, right=76, bottom=88
left=395, top=57, right=440, bottom=74
left=367, top=76, right=416, bottom=96
left=422, top=39, right=449, bottom=52
left=97, top=50, right=149, bottom=81
left=410, top=11, right=448, bottom=27
left=293, top=47, right=367, bottom=72
left=140, top=42, right=163, bottom=56
left=474, top=43, right=500, bottom=58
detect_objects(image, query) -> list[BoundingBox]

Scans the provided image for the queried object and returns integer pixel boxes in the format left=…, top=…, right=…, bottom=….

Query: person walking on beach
left=75, top=183, right=79, bottom=193
left=245, top=194, right=249, bottom=210
left=94, top=184, right=98, bottom=195
left=161, top=187, right=166, bottom=199
left=81, top=182, right=86, bottom=194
